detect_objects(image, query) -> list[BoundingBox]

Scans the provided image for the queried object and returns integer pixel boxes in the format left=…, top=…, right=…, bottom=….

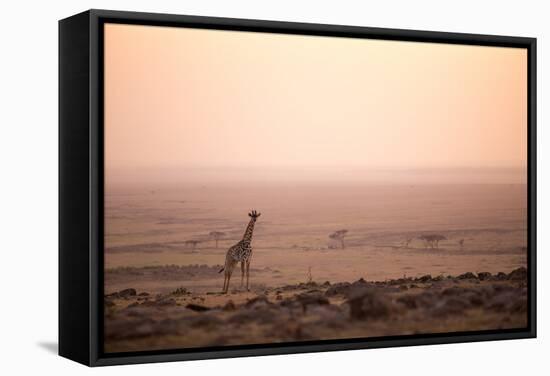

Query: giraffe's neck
left=242, top=219, right=256, bottom=244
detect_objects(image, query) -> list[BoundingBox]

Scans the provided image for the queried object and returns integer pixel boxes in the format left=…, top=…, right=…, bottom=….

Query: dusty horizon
left=104, top=23, right=527, bottom=186
left=105, top=166, right=527, bottom=189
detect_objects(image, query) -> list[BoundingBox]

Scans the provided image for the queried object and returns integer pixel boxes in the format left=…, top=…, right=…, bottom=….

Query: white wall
left=0, top=0, right=547, bottom=374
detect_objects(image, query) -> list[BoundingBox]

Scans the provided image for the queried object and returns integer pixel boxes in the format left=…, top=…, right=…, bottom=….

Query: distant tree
left=418, top=235, right=431, bottom=248
left=402, top=237, right=413, bottom=248
left=418, top=234, right=446, bottom=249
left=184, top=240, right=200, bottom=250
left=209, top=231, right=226, bottom=248
left=458, top=239, right=465, bottom=250
left=329, top=229, right=349, bottom=249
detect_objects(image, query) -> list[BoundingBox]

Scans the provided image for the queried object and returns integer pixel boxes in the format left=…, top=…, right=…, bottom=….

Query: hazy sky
left=104, top=23, right=527, bottom=183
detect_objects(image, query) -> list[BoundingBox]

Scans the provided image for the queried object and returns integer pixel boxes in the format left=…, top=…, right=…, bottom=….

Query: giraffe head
left=248, top=210, right=261, bottom=221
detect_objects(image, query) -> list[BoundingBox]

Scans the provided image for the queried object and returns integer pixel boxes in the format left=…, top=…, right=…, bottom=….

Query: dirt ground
left=103, top=183, right=527, bottom=352
left=104, top=267, right=528, bottom=353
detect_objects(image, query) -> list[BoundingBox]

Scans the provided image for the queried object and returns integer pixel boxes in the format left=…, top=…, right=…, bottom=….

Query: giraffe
left=219, top=210, right=261, bottom=293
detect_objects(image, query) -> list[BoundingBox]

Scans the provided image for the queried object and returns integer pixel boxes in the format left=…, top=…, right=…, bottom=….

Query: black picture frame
left=59, top=9, right=537, bottom=367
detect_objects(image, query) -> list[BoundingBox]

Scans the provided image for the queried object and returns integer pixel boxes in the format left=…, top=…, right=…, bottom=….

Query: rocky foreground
left=104, top=268, right=528, bottom=353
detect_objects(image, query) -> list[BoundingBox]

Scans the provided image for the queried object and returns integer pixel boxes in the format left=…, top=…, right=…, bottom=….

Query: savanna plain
left=104, top=181, right=528, bottom=352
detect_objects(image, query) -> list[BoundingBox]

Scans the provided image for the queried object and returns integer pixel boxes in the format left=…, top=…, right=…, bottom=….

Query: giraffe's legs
left=223, top=261, right=236, bottom=294
left=223, top=270, right=231, bottom=294
left=245, top=260, right=251, bottom=291
left=240, top=261, right=245, bottom=288
left=222, top=258, right=229, bottom=293
left=222, top=270, right=228, bottom=293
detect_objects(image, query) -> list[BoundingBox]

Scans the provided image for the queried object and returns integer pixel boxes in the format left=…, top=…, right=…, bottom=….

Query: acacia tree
left=329, top=229, right=349, bottom=249
left=209, top=231, right=226, bottom=248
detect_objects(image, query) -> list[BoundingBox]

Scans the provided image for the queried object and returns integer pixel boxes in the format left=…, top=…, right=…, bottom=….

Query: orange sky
left=104, top=23, right=527, bottom=183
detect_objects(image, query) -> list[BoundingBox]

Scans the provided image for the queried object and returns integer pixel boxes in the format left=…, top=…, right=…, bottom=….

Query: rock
left=299, top=281, right=318, bottom=289
left=445, top=297, right=471, bottom=310
left=186, top=303, right=210, bottom=312
left=390, top=278, right=405, bottom=285
left=396, top=291, right=435, bottom=309
left=105, top=317, right=155, bottom=340
left=442, top=286, right=474, bottom=296
left=245, top=295, right=271, bottom=309
left=325, top=282, right=351, bottom=297
left=468, top=293, right=484, bottom=307
left=223, top=301, right=236, bottom=311
left=486, top=292, right=518, bottom=312
left=133, top=322, right=154, bottom=337
left=229, top=307, right=279, bottom=325
left=381, top=286, right=402, bottom=293
left=477, top=272, right=492, bottom=281
left=396, top=295, right=419, bottom=309
left=457, top=272, right=477, bottom=280
left=308, top=305, right=347, bottom=328
left=350, top=278, right=372, bottom=289
left=306, top=289, right=323, bottom=294
left=106, top=288, right=137, bottom=299
left=118, top=288, right=137, bottom=298
left=324, top=279, right=374, bottom=298
left=508, top=267, right=527, bottom=281
left=417, top=274, right=432, bottom=283
left=152, top=318, right=181, bottom=336
left=442, top=286, right=483, bottom=306
left=295, top=292, right=330, bottom=312
left=510, top=297, right=528, bottom=313
left=347, top=288, right=392, bottom=320
left=490, top=284, right=515, bottom=295
left=281, top=284, right=299, bottom=291
left=273, top=319, right=313, bottom=341
left=171, top=287, right=190, bottom=296
left=432, top=296, right=471, bottom=317
left=155, top=298, right=177, bottom=307
left=187, top=314, right=223, bottom=328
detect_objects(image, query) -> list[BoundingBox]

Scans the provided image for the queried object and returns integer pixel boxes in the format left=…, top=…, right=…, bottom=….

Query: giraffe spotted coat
left=220, top=210, right=261, bottom=293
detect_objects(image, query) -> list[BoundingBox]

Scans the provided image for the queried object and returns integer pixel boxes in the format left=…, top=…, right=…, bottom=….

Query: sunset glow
left=104, top=23, right=527, bottom=184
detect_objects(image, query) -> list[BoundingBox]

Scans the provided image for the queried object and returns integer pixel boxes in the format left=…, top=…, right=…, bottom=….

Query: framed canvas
left=59, top=9, right=536, bottom=366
